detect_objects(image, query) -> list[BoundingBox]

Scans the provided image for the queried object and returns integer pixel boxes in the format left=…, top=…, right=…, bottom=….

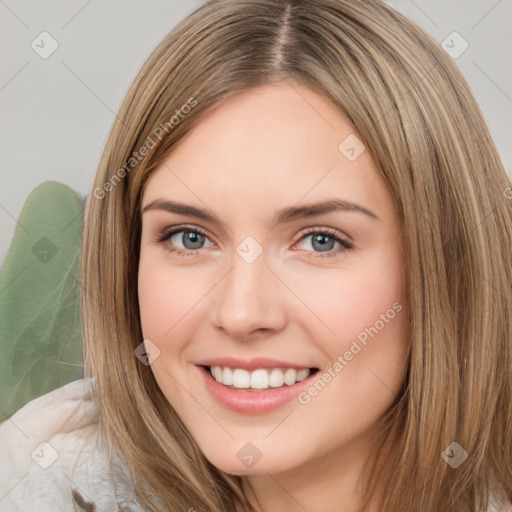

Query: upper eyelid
left=162, top=224, right=213, bottom=241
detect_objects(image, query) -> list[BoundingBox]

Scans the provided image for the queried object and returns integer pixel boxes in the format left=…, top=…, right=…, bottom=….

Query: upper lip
left=195, top=357, right=316, bottom=371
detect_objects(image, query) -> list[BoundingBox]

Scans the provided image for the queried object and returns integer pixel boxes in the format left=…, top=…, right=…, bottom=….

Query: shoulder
left=0, top=378, right=148, bottom=511
left=489, top=488, right=512, bottom=512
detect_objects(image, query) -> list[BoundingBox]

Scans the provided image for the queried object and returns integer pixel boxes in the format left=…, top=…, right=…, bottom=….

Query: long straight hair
left=81, top=1, right=512, bottom=510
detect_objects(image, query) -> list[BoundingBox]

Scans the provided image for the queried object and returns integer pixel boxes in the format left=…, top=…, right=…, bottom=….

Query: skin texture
left=138, top=83, right=410, bottom=512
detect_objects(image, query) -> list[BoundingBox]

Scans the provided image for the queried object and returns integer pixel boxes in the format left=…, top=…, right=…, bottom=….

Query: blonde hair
left=81, top=0, right=512, bottom=510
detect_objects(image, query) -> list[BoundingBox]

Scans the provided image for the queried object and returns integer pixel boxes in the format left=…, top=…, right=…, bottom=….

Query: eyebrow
left=141, top=198, right=380, bottom=225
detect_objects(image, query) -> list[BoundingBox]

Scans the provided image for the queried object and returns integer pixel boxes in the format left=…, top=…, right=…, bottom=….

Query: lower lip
left=198, top=366, right=317, bottom=415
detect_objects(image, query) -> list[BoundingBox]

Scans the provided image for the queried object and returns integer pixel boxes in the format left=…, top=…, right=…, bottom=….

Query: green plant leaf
left=0, top=181, right=85, bottom=418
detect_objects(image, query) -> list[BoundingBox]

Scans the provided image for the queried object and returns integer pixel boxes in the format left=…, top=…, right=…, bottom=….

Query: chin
left=199, top=442, right=303, bottom=476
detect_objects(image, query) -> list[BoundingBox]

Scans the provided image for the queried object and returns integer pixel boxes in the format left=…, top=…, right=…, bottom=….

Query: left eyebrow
left=273, top=198, right=380, bottom=224
left=140, top=198, right=380, bottom=225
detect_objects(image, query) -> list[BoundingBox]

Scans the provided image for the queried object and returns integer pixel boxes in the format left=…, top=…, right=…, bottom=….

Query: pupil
left=183, top=232, right=203, bottom=249
left=312, top=234, right=334, bottom=252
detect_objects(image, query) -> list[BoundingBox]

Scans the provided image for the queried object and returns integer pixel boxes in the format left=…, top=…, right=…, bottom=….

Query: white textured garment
left=0, top=378, right=149, bottom=511
left=0, top=378, right=510, bottom=512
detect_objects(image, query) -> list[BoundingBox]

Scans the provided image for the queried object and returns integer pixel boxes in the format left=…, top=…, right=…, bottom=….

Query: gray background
left=1, top=0, right=511, bottom=266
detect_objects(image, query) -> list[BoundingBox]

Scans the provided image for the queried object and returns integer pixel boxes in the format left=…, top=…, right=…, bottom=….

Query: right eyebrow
left=141, top=199, right=220, bottom=223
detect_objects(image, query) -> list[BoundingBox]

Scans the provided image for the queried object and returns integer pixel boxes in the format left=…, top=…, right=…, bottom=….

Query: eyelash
left=151, top=224, right=354, bottom=258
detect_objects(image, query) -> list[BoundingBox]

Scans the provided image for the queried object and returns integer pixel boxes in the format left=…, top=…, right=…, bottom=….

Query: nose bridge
left=212, top=243, right=285, bottom=337
left=226, top=255, right=264, bottom=302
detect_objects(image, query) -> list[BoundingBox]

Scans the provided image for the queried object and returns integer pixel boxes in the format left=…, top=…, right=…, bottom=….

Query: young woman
left=1, top=0, right=511, bottom=511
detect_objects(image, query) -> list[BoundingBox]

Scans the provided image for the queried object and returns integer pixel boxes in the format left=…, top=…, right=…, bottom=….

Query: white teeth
left=209, top=366, right=311, bottom=390
left=296, top=368, right=310, bottom=382
left=222, top=367, right=233, bottom=385
left=269, top=368, right=284, bottom=387
left=250, top=369, right=269, bottom=389
left=283, top=368, right=297, bottom=386
left=232, top=369, right=250, bottom=388
left=212, top=366, right=223, bottom=382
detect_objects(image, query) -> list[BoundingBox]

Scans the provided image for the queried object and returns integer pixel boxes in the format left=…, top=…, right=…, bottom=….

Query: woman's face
left=138, top=83, right=409, bottom=477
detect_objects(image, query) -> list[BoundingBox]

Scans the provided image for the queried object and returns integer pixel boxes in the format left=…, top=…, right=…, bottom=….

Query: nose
left=211, top=249, right=287, bottom=340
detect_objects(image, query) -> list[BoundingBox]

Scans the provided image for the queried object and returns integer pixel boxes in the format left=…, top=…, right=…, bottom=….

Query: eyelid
left=151, top=224, right=215, bottom=245
left=295, top=225, right=352, bottom=244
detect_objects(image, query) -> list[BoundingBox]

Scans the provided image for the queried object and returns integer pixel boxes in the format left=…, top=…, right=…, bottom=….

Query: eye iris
left=311, top=233, right=335, bottom=252
left=182, top=231, right=204, bottom=249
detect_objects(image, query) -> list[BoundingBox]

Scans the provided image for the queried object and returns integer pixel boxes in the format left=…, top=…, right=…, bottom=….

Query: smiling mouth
left=202, top=365, right=320, bottom=391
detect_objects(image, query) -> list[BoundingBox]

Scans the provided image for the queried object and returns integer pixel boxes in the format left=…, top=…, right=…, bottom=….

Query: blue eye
left=153, top=226, right=214, bottom=255
left=152, top=225, right=353, bottom=258
left=296, top=229, right=353, bottom=257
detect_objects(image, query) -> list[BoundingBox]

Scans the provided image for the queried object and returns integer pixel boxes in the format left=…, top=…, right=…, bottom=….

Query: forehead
left=142, top=83, right=392, bottom=222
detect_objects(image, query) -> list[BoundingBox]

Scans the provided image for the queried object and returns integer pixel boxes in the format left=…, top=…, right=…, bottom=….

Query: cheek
left=137, top=258, right=207, bottom=342
left=138, top=266, right=167, bottom=338
left=291, top=248, right=406, bottom=355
